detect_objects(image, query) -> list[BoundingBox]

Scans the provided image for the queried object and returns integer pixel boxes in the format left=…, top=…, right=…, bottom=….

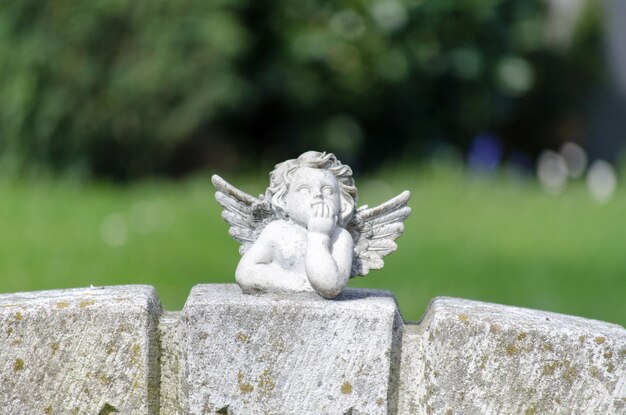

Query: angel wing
left=211, top=174, right=275, bottom=255
left=347, top=190, right=411, bottom=277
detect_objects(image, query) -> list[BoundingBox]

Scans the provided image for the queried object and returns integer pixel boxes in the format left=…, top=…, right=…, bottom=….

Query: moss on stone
left=13, top=358, right=24, bottom=371
left=97, top=403, right=118, bottom=415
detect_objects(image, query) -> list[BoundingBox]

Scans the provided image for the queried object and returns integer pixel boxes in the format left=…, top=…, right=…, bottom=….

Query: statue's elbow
left=310, top=273, right=347, bottom=299
left=317, top=286, right=342, bottom=299
left=235, top=260, right=255, bottom=288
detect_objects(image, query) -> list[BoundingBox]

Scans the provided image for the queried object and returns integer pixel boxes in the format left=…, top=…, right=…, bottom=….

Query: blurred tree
left=0, top=0, right=603, bottom=179
left=229, top=0, right=603, bottom=171
left=0, top=0, right=248, bottom=179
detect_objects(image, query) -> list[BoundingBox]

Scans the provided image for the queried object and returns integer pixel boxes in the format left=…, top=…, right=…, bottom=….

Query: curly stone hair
left=266, top=151, right=358, bottom=226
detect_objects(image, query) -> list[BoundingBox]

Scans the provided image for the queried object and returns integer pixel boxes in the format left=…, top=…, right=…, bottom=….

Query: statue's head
left=266, top=151, right=357, bottom=227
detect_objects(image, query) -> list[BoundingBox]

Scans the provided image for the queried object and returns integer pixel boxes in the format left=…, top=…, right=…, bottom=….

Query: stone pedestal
left=398, top=297, right=626, bottom=415
left=0, top=285, right=161, bottom=415
left=182, top=284, right=403, bottom=415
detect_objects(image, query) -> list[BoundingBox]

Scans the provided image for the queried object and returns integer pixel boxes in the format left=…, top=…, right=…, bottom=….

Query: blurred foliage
left=0, top=0, right=603, bottom=179
left=0, top=0, right=248, bottom=179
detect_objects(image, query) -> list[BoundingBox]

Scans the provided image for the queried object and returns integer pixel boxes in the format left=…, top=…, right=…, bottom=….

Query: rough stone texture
left=2, top=283, right=625, bottom=415
left=398, top=297, right=626, bottom=415
left=159, top=311, right=187, bottom=415
left=0, top=285, right=161, bottom=415
left=182, top=284, right=403, bottom=415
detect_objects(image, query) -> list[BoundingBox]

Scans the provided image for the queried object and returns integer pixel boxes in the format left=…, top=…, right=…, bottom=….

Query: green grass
left=0, top=164, right=624, bottom=326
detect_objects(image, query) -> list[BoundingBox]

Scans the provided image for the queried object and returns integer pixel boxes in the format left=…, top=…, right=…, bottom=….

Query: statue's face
left=285, top=167, right=341, bottom=227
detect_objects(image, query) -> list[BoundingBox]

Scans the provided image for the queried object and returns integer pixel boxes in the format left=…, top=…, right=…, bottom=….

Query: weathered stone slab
left=398, top=297, right=626, bottom=415
left=0, top=285, right=161, bottom=415
left=182, top=284, right=403, bottom=415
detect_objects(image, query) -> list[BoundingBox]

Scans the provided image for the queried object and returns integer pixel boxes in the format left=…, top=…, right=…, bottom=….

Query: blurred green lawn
left=0, top=163, right=624, bottom=326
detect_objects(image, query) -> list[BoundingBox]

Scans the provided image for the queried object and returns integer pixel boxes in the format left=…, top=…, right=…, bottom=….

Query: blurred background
left=0, top=0, right=624, bottom=325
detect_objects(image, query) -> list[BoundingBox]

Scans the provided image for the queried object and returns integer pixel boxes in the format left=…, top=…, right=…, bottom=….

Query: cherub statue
left=212, top=151, right=411, bottom=299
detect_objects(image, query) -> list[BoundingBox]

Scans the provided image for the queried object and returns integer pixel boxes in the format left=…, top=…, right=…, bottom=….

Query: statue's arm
left=331, top=228, right=354, bottom=280
left=236, top=225, right=309, bottom=292
left=305, top=228, right=353, bottom=299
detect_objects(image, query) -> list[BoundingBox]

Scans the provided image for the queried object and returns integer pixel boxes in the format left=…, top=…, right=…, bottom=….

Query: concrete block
left=182, top=284, right=403, bottom=415
left=398, top=297, right=626, bottom=415
left=0, top=285, right=161, bottom=415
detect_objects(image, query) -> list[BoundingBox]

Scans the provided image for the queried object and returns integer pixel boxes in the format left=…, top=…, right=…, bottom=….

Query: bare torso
left=235, top=219, right=353, bottom=297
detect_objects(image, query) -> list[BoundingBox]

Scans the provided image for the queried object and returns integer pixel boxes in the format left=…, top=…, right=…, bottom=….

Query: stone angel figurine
left=212, top=151, right=411, bottom=299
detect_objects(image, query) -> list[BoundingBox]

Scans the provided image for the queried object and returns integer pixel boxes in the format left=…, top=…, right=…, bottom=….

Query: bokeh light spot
left=100, top=214, right=128, bottom=247
left=587, top=160, right=617, bottom=204
left=559, top=142, right=587, bottom=179
left=370, top=0, right=408, bottom=32
left=330, top=9, right=366, bottom=40
left=537, top=150, right=568, bottom=195
left=496, top=57, right=534, bottom=96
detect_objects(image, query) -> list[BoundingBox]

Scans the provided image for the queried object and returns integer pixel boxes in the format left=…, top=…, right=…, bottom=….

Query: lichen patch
left=524, top=406, right=536, bottom=415
left=13, top=358, right=24, bottom=371
left=257, top=369, right=276, bottom=396
left=506, top=344, right=519, bottom=356
left=606, top=363, right=614, bottom=373
left=542, top=362, right=556, bottom=375
left=237, top=370, right=254, bottom=394
left=130, top=343, right=141, bottom=366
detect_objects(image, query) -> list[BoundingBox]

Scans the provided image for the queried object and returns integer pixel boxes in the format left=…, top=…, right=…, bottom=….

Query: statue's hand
left=307, top=202, right=336, bottom=236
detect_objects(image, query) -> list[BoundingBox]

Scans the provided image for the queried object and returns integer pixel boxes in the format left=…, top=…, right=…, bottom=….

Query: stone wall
left=1, top=284, right=624, bottom=414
